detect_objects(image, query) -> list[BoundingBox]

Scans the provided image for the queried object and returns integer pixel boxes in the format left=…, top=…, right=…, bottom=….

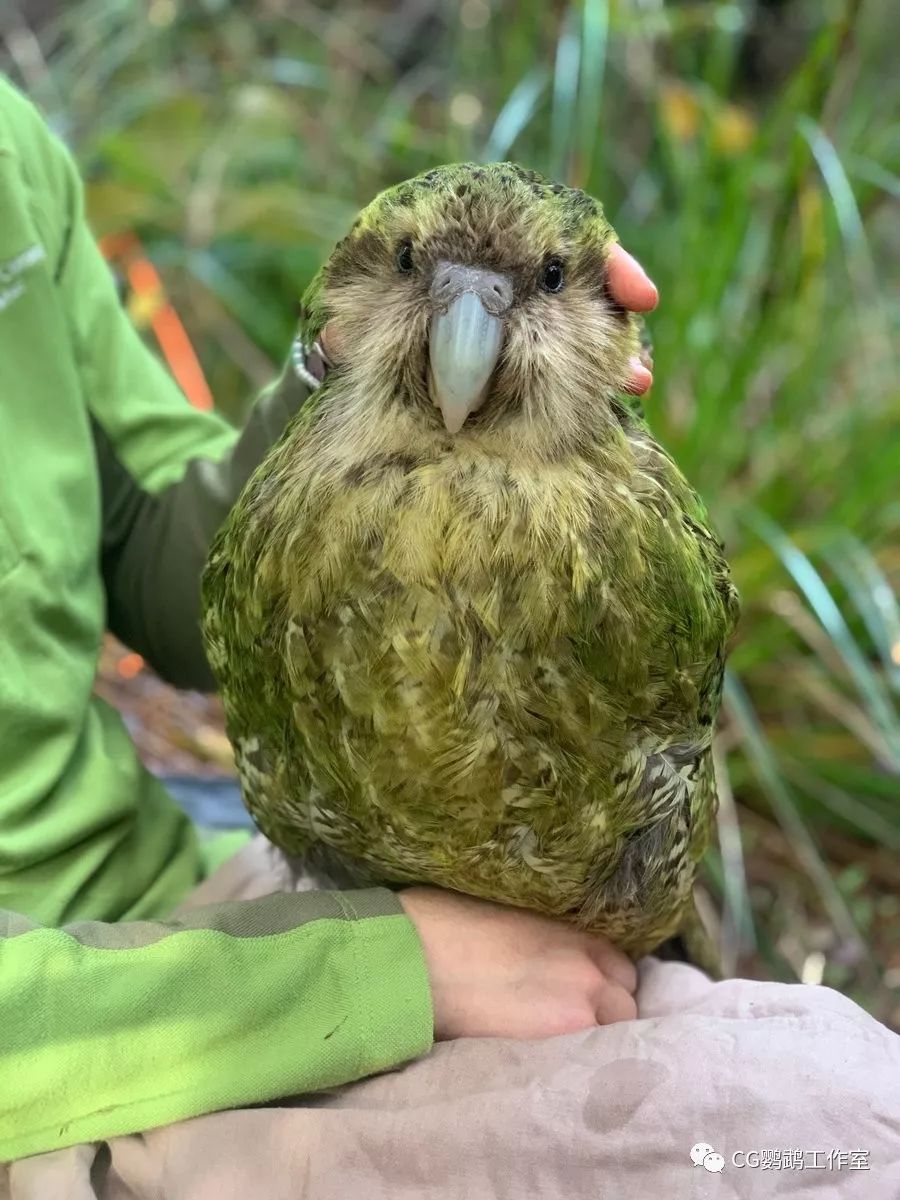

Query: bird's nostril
left=430, top=264, right=512, bottom=310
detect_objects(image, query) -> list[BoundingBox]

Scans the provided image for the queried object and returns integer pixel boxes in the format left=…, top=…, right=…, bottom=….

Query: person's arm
left=94, top=364, right=308, bottom=691
left=14, top=89, right=304, bottom=690
left=1, top=881, right=641, bottom=1162
left=0, top=888, right=432, bottom=1161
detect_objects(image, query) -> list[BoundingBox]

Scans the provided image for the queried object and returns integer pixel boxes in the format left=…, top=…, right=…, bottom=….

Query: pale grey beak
left=428, top=262, right=513, bottom=434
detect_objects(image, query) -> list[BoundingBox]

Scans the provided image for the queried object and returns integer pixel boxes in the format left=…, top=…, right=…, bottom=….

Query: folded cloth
left=6, top=836, right=899, bottom=1200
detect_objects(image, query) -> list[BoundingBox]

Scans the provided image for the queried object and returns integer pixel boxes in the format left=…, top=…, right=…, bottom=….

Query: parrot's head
left=302, top=162, right=642, bottom=452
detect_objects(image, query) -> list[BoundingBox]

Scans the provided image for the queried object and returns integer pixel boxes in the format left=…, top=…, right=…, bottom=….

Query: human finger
left=607, top=244, right=659, bottom=312
left=593, top=980, right=639, bottom=1025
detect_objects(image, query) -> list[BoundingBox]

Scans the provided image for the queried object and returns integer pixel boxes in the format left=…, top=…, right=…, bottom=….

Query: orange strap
left=99, top=232, right=214, bottom=411
left=99, top=233, right=215, bottom=677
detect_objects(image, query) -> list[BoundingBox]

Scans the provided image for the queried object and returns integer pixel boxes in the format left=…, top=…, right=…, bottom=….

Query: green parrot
left=201, top=162, right=739, bottom=959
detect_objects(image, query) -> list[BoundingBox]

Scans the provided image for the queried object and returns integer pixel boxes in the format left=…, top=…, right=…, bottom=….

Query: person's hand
left=399, top=886, right=638, bottom=1041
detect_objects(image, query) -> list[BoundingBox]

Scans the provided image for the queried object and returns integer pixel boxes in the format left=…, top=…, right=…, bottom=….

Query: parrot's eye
left=540, top=258, right=565, bottom=293
left=396, top=240, right=415, bottom=273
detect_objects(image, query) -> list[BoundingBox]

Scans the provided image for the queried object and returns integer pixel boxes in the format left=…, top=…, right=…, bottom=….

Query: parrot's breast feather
left=202, top=407, right=738, bottom=955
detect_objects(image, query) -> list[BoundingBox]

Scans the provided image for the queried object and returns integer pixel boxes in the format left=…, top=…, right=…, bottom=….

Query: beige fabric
left=5, top=837, right=900, bottom=1199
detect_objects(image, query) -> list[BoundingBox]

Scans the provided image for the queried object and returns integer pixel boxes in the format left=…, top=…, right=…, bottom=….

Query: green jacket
left=0, top=79, right=432, bottom=1161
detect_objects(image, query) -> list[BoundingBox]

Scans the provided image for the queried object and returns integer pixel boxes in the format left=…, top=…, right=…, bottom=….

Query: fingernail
left=630, top=252, right=651, bottom=280
left=623, top=248, right=656, bottom=287
left=638, top=273, right=659, bottom=308
left=627, top=267, right=659, bottom=311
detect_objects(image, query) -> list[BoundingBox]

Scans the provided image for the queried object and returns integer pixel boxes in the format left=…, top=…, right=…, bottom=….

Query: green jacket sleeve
left=40, top=87, right=310, bottom=691
left=0, top=888, right=433, bottom=1161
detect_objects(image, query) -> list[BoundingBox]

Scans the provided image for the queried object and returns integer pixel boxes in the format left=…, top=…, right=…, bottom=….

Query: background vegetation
left=2, top=0, right=898, bottom=1022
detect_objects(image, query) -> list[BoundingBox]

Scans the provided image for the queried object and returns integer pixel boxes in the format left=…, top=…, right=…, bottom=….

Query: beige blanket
left=6, top=837, right=900, bottom=1199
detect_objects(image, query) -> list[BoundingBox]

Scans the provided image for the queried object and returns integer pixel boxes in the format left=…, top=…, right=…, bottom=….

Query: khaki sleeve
left=94, top=366, right=310, bottom=690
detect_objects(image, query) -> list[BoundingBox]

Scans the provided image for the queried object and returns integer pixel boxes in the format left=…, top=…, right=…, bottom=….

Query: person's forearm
left=0, top=887, right=433, bottom=1161
left=98, top=366, right=310, bottom=690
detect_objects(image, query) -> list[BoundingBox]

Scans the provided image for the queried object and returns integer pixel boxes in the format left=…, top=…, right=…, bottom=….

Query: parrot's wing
left=203, top=551, right=309, bottom=851
left=575, top=731, right=724, bottom=956
left=200, top=383, right=330, bottom=853
left=570, top=438, right=736, bottom=953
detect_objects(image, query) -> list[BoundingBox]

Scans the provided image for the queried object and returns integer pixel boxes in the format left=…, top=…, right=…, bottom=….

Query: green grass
left=4, top=0, right=898, bottom=1019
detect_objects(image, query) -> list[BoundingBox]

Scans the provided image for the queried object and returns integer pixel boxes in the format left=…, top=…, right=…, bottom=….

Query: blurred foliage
left=2, top=0, right=898, bottom=1021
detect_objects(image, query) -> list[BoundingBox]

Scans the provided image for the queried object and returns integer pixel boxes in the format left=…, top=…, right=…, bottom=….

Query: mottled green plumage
left=202, top=163, right=739, bottom=957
